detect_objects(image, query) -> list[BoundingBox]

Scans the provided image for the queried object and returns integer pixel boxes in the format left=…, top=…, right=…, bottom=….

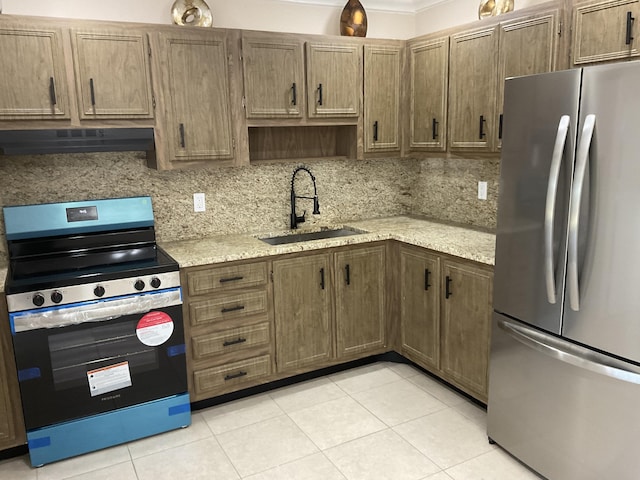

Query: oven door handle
left=10, top=288, right=183, bottom=333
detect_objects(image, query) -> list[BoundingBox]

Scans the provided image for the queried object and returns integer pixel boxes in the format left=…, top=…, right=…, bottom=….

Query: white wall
left=1, top=0, right=416, bottom=39
left=415, top=0, right=551, bottom=36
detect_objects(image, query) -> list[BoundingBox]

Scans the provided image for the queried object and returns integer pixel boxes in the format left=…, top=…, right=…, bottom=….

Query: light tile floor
left=0, top=362, right=543, bottom=480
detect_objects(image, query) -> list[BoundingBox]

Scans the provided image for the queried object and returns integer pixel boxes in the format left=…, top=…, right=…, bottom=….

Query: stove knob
left=33, top=293, right=45, bottom=307
left=94, top=285, right=106, bottom=297
left=134, top=279, right=145, bottom=291
left=150, top=277, right=161, bottom=289
left=51, top=291, right=63, bottom=304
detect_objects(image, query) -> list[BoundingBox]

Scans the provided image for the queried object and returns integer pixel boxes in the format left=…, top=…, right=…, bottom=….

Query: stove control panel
left=7, top=271, right=181, bottom=313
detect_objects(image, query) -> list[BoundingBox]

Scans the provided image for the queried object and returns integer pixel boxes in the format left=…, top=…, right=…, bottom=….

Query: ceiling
left=279, top=0, right=442, bottom=14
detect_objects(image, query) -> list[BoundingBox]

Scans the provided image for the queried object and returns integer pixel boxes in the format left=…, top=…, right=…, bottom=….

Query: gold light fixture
left=340, top=0, right=368, bottom=37
left=171, top=0, right=213, bottom=27
left=478, top=0, right=514, bottom=19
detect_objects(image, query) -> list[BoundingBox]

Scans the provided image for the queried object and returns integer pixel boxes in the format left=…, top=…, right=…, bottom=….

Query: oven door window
left=12, top=303, right=187, bottom=431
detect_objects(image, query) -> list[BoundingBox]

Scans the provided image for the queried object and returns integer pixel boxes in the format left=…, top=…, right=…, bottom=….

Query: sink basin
left=259, top=227, right=364, bottom=245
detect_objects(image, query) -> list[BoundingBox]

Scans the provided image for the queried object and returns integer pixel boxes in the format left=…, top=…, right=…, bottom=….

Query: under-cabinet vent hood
left=0, top=128, right=155, bottom=155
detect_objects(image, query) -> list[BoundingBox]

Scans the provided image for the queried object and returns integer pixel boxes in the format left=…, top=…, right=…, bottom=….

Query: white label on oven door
left=87, top=361, right=132, bottom=397
left=136, top=311, right=174, bottom=347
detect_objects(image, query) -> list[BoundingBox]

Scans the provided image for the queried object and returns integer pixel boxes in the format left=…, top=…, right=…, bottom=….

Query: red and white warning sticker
left=136, top=311, right=174, bottom=346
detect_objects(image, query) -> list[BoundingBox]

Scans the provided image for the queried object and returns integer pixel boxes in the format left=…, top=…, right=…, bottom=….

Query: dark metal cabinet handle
left=445, top=276, right=453, bottom=299
left=627, top=11, right=635, bottom=45
left=219, top=276, right=244, bottom=283
left=179, top=123, right=186, bottom=148
left=499, top=114, right=504, bottom=140
left=49, top=77, right=57, bottom=105
left=432, top=118, right=439, bottom=140
left=345, top=264, right=351, bottom=285
left=89, top=78, right=96, bottom=106
left=221, top=305, right=245, bottom=314
left=224, top=371, right=248, bottom=381
left=223, top=337, right=247, bottom=347
left=291, top=82, right=297, bottom=106
left=373, top=121, right=379, bottom=142
left=479, top=115, right=487, bottom=139
left=424, top=269, right=431, bottom=291
left=317, top=83, right=323, bottom=105
left=320, top=267, right=325, bottom=290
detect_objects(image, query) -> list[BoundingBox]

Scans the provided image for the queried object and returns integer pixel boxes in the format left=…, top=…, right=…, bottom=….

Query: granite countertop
left=160, top=216, right=496, bottom=269
left=0, top=216, right=496, bottom=294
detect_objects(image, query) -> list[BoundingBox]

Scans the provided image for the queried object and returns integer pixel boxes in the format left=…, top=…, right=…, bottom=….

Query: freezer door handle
left=544, top=115, right=571, bottom=304
left=568, top=114, right=596, bottom=311
left=498, top=317, right=640, bottom=385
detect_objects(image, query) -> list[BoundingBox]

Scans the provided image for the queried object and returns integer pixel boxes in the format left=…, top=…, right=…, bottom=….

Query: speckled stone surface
left=411, top=157, right=500, bottom=230
left=160, top=216, right=496, bottom=269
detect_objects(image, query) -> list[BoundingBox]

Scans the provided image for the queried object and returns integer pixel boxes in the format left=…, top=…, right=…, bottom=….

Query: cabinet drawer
left=186, top=263, right=268, bottom=296
left=189, top=290, right=268, bottom=327
left=192, top=322, right=270, bottom=360
left=193, top=355, right=271, bottom=394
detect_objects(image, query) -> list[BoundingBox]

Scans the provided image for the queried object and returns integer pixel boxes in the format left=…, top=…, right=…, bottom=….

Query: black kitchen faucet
left=290, top=166, right=320, bottom=229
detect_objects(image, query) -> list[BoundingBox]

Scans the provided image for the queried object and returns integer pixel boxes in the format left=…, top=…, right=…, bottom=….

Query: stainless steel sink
left=259, top=227, right=364, bottom=245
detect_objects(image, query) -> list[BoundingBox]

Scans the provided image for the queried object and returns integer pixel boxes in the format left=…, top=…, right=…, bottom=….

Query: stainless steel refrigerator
left=488, top=62, right=640, bottom=480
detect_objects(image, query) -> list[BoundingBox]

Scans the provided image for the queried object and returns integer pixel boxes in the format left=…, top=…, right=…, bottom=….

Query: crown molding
left=277, top=0, right=442, bottom=14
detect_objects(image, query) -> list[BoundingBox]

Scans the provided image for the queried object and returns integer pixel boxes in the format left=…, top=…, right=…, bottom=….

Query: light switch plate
left=193, top=193, right=206, bottom=212
left=478, top=181, right=488, bottom=201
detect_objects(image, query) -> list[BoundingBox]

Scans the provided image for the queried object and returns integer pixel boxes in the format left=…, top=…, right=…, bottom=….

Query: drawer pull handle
left=179, top=123, right=186, bottom=148
left=479, top=115, right=487, bottom=139
left=317, top=83, right=323, bottom=106
left=223, top=337, right=247, bottom=347
left=89, top=78, right=96, bottom=106
left=627, top=11, right=635, bottom=45
left=291, top=82, right=297, bottom=106
left=345, top=264, right=351, bottom=286
left=49, top=77, right=57, bottom=105
left=373, top=121, right=379, bottom=142
left=320, top=267, right=325, bottom=290
left=432, top=118, right=439, bottom=140
left=424, top=269, right=431, bottom=291
left=224, top=371, right=248, bottom=381
left=445, top=275, right=453, bottom=299
left=221, top=305, right=245, bottom=313
left=219, top=276, right=244, bottom=283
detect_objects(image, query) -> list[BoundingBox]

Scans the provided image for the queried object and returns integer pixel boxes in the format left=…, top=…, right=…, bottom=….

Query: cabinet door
left=441, top=260, right=493, bottom=400
left=399, top=247, right=440, bottom=370
left=334, top=245, right=386, bottom=359
left=496, top=12, right=559, bottom=147
left=242, top=35, right=304, bottom=119
left=273, top=254, right=332, bottom=372
left=71, top=29, right=154, bottom=119
left=0, top=297, right=24, bottom=450
left=573, top=0, right=640, bottom=64
left=306, top=42, right=361, bottom=118
left=0, top=24, right=69, bottom=120
left=448, top=26, right=498, bottom=152
left=364, top=45, right=401, bottom=152
left=157, top=30, right=233, bottom=163
left=408, top=37, right=449, bottom=152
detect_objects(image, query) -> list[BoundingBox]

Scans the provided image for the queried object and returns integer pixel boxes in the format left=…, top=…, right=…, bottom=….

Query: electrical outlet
left=193, top=193, right=206, bottom=212
left=478, top=181, right=488, bottom=201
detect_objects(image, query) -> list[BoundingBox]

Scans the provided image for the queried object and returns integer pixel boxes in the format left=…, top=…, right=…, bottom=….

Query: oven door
left=10, top=287, right=187, bottom=431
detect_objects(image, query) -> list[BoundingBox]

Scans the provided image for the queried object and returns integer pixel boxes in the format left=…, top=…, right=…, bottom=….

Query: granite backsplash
left=0, top=152, right=499, bottom=260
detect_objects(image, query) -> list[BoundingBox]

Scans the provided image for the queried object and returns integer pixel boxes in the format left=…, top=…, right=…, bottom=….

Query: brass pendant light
left=171, top=0, right=213, bottom=27
left=340, top=0, right=368, bottom=37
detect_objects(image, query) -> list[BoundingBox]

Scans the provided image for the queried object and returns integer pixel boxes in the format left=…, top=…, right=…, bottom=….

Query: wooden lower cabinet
left=182, top=260, right=275, bottom=402
left=273, top=244, right=386, bottom=374
left=399, top=245, right=493, bottom=402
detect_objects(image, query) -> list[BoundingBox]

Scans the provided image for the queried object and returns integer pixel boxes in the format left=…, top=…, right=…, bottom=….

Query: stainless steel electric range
left=3, top=196, right=190, bottom=466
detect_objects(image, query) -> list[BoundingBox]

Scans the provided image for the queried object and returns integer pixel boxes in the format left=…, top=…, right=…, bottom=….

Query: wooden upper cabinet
left=573, top=0, right=640, bottom=64
left=496, top=10, right=559, bottom=147
left=154, top=29, right=233, bottom=166
left=70, top=29, right=154, bottom=119
left=448, top=26, right=498, bottom=152
left=334, top=245, right=386, bottom=358
left=242, top=34, right=305, bottom=119
left=0, top=24, right=69, bottom=120
left=306, top=42, right=361, bottom=118
left=273, top=253, right=333, bottom=372
left=440, top=259, right=493, bottom=401
left=364, top=45, right=401, bottom=152
left=408, top=36, right=449, bottom=152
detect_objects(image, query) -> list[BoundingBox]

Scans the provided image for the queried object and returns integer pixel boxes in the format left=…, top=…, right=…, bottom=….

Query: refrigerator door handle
left=568, top=114, right=596, bottom=311
left=544, top=115, right=571, bottom=304
left=498, top=317, right=640, bottom=385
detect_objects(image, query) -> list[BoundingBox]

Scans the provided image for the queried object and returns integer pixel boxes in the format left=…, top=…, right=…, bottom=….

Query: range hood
left=0, top=128, right=155, bottom=155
